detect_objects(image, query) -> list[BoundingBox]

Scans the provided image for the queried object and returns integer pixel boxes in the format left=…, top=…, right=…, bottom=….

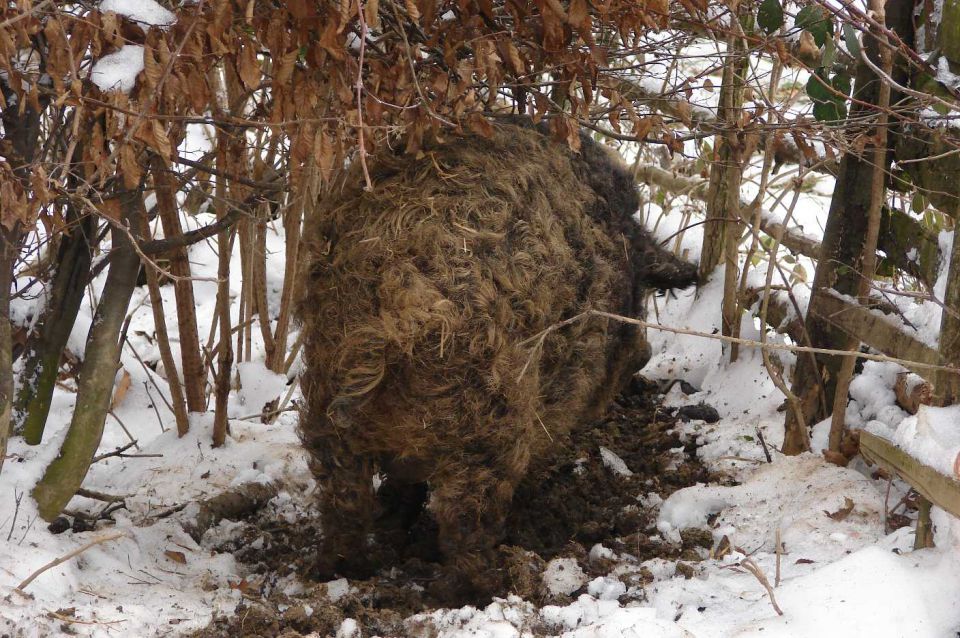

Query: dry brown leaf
left=543, top=0, right=569, bottom=22
left=315, top=129, right=337, bottom=177
left=791, top=131, right=817, bottom=163
left=795, top=31, right=820, bottom=67
left=164, top=550, right=187, bottom=564
left=143, top=44, right=162, bottom=91
left=825, top=496, right=855, bottom=521
left=0, top=180, right=27, bottom=231
left=237, top=42, right=260, bottom=90
left=675, top=100, right=693, bottom=126
left=404, top=0, right=421, bottom=22
left=119, top=143, right=141, bottom=188
left=100, top=11, right=122, bottom=48
left=608, top=109, right=621, bottom=134
left=110, top=369, right=132, bottom=411
left=337, top=0, right=352, bottom=32
left=710, top=534, right=732, bottom=560
left=134, top=120, right=173, bottom=162
left=29, top=166, right=51, bottom=205
left=466, top=112, right=494, bottom=138
left=228, top=578, right=253, bottom=593
left=633, top=116, right=653, bottom=140
left=568, top=0, right=588, bottom=26
left=502, top=40, right=525, bottom=75
left=364, top=0, right=381, bottom=30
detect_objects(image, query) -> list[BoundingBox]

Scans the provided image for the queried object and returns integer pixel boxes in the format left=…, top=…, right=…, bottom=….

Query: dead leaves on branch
left=0, top=0, right=676, bottom=214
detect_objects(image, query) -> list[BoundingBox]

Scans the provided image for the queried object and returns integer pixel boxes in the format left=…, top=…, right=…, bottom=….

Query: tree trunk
left=782, top=0, right=915, bottom=454
left=268, top=200, right=302, bottom=373
left=16, top=213, right=94, bottom=444
left=253, top=219, right=276, bottom=365
left=212, top=139, right=233, bottom=448
left=152, top=156, right=207, bottom=413
left=0, top=84, right=43, bottom=474
left=0, top=231, right=18, bottom=475
left=32, top=190, right=144, bottom=521
left=138, top=212, right=191, bottom=437
left=699, top=13, right=748, bottom=361
left=828, top=0, right=894, bottom=454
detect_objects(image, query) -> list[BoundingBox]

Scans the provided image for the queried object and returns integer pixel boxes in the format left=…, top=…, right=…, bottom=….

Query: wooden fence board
left=859, top=430, right=960, bottom=519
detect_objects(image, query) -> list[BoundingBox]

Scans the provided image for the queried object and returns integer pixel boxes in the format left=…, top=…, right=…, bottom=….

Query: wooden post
left=915, top=497, right=935, bottom=549
left=935, top=227, right=960, bottom=404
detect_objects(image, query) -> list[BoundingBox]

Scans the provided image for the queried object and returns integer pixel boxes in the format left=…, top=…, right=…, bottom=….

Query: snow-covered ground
left=2, top=144, right=960, bottom=637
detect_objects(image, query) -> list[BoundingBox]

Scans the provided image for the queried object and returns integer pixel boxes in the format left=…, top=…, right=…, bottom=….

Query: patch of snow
left=599, top=446, right=633, bottom=477
left=586, top=576, right=626, bottom=601
left=90, top=45, right=144, bottom=93
left=100, top=0, right=176, bottom=26
left=657, top=483, right=732, bottom=534
left=588, top=543, right=616, bottom=563
left=543, top=558, right=587, bottom=597
left=887, top=404, right=960, bottom=478
left=336, top=618, right=360, bottom=638
left=234, top=360, right=288, bottom=414
left=326, top=578, right=352, bottom=602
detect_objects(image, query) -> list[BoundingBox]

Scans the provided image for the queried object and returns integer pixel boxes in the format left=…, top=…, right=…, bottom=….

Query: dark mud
left=191, top=380, right=718, bottom=638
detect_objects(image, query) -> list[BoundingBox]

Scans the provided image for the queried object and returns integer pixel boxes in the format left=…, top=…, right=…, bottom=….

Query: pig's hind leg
left=312, top=439, right=380, bottom=580
left=426, top=429, right=533, bottom=604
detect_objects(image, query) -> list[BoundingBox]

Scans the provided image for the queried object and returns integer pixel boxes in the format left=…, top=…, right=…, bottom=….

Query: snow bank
left=659, top=455, right=885, bottom=561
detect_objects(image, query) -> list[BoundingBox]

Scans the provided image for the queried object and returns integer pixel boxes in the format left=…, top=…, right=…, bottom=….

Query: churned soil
left=191, top=379, right=718, bottom=638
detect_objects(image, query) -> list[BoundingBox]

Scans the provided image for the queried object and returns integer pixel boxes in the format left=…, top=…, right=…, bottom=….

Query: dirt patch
left=191, top=383, right=718, bottom=637
left=504, top=377, right=713, bottom=563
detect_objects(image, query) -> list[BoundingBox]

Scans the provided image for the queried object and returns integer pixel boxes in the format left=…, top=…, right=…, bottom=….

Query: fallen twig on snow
left=76, top=488, right=130, bottom=503
left=16, top=530, right=127, bottom=592
left=45, top=610, right=126, bottom=627
left=740, top=556, right=784, bottom=616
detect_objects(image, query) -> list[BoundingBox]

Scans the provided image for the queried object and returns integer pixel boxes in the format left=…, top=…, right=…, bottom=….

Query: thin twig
left=883, top=475, right=894, bottom=534
left=774, top=528, right=782, bottom=587
left=124, top=337, right=176, bottom=417
left=107, top=411, right=140, bottom=450
left=18, top=515, right=37, bottom=546
left=142, top=381, right=168, bottom=434
left=76, top=488, right=130, bottom=503
left=16, top=531, right=127, bottom=592
left=519, top=309, right=960, bottom=380
left=45, top=610, right=126, bottom=627
left=740, top=557, right=784, bottom=616
left=6, top=489, right=22, bottom=542
left=756, top=427, right=773, bottom=464
left=91, top=441, right=139, bottom=463
left=355, top=0, right=373, bottom=190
